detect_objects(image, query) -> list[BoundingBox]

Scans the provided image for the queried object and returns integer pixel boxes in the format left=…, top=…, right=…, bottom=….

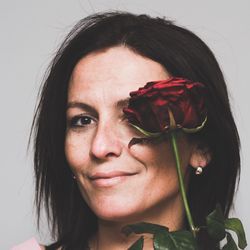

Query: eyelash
left=68, top=115, right=96, bottom=128
left=67, top=114, right=132, bottom=131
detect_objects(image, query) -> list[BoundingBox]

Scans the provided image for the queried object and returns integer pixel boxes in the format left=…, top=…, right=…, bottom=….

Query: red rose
left=123, top=77, right=207, bottom=135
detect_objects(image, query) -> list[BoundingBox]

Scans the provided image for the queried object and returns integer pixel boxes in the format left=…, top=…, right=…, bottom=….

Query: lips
left=88, top=171, right=137, bottom=187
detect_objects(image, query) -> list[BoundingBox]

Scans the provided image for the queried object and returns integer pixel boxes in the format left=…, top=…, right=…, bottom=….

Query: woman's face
left=65, top=46, right=195, bottom=225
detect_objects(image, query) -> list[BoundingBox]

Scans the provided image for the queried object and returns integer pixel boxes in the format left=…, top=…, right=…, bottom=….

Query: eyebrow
left=67, top=97, right=130, bottom=113
left=116, top=97, right=130, bottom=108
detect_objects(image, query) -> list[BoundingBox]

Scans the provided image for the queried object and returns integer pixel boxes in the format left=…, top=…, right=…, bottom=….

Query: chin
left=91, top=202, right=144, bottom=223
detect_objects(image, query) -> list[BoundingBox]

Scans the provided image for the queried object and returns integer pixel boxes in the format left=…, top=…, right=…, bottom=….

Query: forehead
left=68, top=46, right=169, bottom=101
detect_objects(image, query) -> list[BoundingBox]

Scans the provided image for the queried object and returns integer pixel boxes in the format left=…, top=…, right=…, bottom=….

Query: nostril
left=106, top=152, right=117, bottom=158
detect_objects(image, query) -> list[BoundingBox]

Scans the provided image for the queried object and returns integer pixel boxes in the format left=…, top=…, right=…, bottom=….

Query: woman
left=16, top=11, right=240, bottom=249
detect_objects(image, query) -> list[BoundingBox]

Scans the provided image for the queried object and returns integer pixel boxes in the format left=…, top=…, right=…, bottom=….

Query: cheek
left=129, top=142, right=179, bottom=188
left=129, top=141, right=176, bottom=168
left=128, top=139, right=192, bottom=186
left=128, top=144, right=181, bottom=212
left=65, top=132, right=90, bottom=171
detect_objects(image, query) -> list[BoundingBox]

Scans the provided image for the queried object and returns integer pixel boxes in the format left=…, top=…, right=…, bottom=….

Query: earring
left=72, top=174, right=76, bottom=179
left=195, top=167, right=203, bottom=175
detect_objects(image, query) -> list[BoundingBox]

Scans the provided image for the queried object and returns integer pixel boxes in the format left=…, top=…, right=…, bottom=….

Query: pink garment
left=11, top=238, right=42, bottom=250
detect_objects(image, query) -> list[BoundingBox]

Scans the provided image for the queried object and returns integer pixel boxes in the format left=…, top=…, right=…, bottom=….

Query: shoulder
left=11, top=238, right=45, bottom=250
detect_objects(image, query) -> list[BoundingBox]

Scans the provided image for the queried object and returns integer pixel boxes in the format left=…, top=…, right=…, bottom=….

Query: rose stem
left=170, top=131, right=196, bottom=237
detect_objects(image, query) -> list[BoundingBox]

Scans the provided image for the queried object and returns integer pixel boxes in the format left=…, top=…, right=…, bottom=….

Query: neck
left=89, top=194, right=185, bottom=250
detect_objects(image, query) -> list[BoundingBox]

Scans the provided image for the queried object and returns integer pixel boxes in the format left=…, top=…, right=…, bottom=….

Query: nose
left=90, top=121, right=123, bottom=160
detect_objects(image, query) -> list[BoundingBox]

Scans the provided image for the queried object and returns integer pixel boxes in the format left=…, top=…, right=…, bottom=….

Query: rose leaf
left=153, top=230, right=197, bottom=250
left=206, top=204, right=226, bottom=241
left=224, top=218, right=247, bottom=249
left=128, top=236, right=144, bottom=250
left=169, top=230, right=198, bottom=250
left=222, top=232, right=238, bottom=250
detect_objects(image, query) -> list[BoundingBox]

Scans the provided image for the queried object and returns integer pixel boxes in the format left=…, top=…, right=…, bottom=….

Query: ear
left=189, top=145, right=211, bottom=171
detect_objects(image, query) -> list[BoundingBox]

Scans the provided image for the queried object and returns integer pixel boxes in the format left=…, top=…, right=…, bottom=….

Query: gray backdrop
left=1, top=1, right=249, bottom=249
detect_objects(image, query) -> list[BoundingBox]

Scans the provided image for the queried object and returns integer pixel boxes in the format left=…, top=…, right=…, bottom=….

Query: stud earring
left=195, top=167, right=203, bottom=175
left=72, top=174, right=76, bottom=179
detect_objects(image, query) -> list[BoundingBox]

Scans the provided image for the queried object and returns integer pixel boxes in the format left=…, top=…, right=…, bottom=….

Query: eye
left=68, top=115, right=96, bottom=128
left=122, top=114, right=134, bottom=125
left=120, top=114, right=138, bottom=131
left=120, top=114, right=130, bottom=124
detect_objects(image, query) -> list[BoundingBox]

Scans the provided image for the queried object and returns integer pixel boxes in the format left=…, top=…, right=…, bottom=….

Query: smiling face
left=65, top=46, right=196, bottom=228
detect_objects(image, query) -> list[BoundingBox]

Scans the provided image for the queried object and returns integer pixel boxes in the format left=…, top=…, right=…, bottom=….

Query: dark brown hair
left=31, top=11, right=240, bottom=250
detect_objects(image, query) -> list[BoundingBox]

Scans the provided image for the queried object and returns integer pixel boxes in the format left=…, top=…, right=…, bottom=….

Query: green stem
left=170, top=131, right=196, bottom=237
